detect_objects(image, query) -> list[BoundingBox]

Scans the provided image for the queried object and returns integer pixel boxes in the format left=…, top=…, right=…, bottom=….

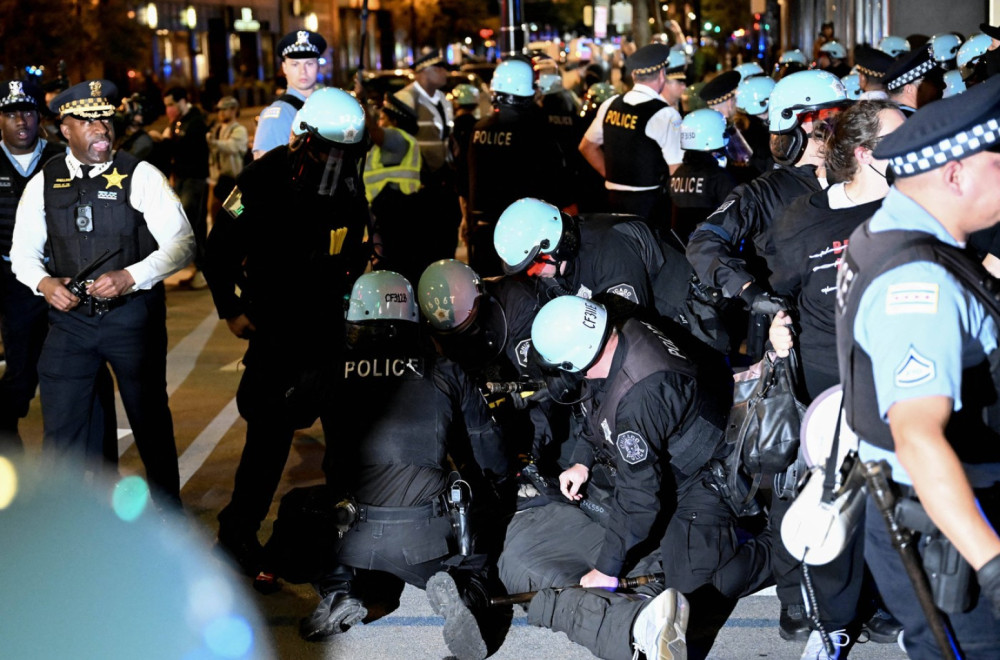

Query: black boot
left=300, top=591, right=368, bottom=641
left=216, top=526, right=264, bottom=577
left=427, top=571, right=489, bottom=660
left=779, top=602, right=811, bottom=641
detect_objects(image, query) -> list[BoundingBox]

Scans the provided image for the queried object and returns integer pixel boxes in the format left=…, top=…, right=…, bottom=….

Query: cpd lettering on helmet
left=670, top=176, right=704, bottom=194
left=345, top=357, right=422, bottom=378
left=604, top=109, right=638, bottom=130
left=582, top=301, right=600, bottom=329
left=385, top=292, right=408, bottom=303
left=472, top=130, right=513, bottom=146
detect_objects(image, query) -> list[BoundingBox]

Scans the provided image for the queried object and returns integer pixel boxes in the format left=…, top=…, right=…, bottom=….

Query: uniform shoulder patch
left=575, top=284, right=593, bottom=299
left=260, top=106, right=282, bottom=120
left=606, top=283, right=638, bottom=303
left=515, top=339, right=532, bottom=368
left=706, top=198, right=735, bottom=221
left=885, top=282, right=938, bottom=315
left=894, top=346, right=936, bottom=388
left=616, top=430, right=649, bottom=465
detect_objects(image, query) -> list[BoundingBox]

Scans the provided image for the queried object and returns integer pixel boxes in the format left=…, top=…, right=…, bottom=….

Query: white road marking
left=179, top=397, right=241, bottom=487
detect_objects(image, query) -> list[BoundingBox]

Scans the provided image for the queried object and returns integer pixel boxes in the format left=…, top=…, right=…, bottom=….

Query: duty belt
left=356, top=498, right=447, bottom=523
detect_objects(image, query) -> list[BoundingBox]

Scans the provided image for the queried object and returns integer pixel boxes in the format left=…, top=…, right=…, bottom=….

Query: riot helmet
left=929, top=33, right=962, bottom=64
left=778, top=49, right=809, bottom=66
left=878, top=35, right=911, bottom=57
left=449, top=83, right=480, bottom=108
left=957, top=33, right=992, bottom=69
left=736, top=75, right=776, bottom=115
left=346, top=270, right=419, bottom=323
left=531, top=295, right=608, bottom=373
left=580, top=82, right=616, bottom=120
left=768, top=69, right=849, bottom=165
left=841, top=73, right=862, bottom=100
left=491, top=57, right=535, bottom=104
left=734, top=62, right=765, bottom=79
left=819, top=41, right=847, bottom=60
left=417, top=259, right=484, bottom=332
left=680, top=109, right=728, bottom=151
left=289, top=87, right=368, bottom=197
left=942, top=69, right=967, bottom=97
left=494, top=198, right=578, bottom=275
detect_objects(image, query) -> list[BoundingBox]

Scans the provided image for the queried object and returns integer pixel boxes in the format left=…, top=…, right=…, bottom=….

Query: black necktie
left=80, top=165, right=92, bottom=179
left=435, top=100, right=450, bottom=140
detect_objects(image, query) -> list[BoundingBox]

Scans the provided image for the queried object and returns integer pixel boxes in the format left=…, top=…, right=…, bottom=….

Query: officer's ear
left=59, top=120, right=70, bottom=141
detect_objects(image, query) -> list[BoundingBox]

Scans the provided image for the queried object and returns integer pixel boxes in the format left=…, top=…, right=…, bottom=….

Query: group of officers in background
left=3, top=15, right=1000, bottom=660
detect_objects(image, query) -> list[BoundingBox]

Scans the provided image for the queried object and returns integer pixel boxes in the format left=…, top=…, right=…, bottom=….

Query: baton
left=488, top=573, right=661, bottom=607
left=484, top=380, right=545, bottom=394
left=863, top=460, right=958, bottom=660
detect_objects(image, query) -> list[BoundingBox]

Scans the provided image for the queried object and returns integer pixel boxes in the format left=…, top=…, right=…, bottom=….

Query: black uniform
left=503, top=319, right=772, bottom=660
left=686, top=163, right=822, bottom=298
left=165, top=106, right=209, bottom=269
left=735, top=113, right=774, bottom=181
left=467, top=104, right=567, bottom=276
left=668, top=151, right=737, bottom=242
left=450, top=112, right=478, bottom=201
left=0, top=140, right=63, bottom=445
left=204, top=146, right=371, bottom=549
left=539, top=90, right=584, bottom=188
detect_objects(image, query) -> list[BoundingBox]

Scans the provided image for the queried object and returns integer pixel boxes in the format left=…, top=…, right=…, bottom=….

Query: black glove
left=977, top=552, right=1000, bottom=619
left=739, top=282, right=789, bottom=316
left=509, top=385, right=549, bottom=410
left=738, top=282, right=766, bottom=310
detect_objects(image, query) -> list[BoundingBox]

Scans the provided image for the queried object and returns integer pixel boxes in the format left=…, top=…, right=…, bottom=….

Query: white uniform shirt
left=11, top=152, right=195, bottom=294
left=583, top=83, right=684, bottom=191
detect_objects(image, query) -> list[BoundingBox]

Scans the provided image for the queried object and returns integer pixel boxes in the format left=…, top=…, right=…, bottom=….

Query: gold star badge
left=102, top=167, right=129, bottom=189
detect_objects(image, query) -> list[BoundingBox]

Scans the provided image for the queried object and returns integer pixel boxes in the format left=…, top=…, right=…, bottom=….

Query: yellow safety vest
left=363, top=129, right=422, bottom=203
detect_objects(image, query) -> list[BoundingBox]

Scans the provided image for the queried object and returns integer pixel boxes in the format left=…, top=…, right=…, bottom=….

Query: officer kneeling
left=498, top=296, right=772, bottom=660
left=264, top=271, right=511, bottom=660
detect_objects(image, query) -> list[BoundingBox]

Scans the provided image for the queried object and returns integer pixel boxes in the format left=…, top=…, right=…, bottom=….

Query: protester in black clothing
left=768, top=101, right=907, bottom=656
left=203, top=89, right=372, bottom=576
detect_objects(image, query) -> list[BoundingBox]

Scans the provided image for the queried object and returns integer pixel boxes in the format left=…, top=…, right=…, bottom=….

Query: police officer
left=280, top=271, right=509, bottom=660
left=0, top=80, right=65, bottom=447
left=10, top=80, right=195, bottom=505
left=686, top=70, right=849, bottom=360
left=668, top=109, right=737, bottom=241
left=576, top=82, right=615, bottom=213
left=534, top=55, right=584, bottom=188
left=836, top=75, right=1000, bottom=659
left=775, top=49, right=808, bottom=80
left=448, top=83, right=480, bottom=204
left=579, top=45, right=686, bottom=225
left=203, top=88, right=372, bottom=573
left=853, top=45, right=895, bottom=100
left=817, top=41, right=851, bottom=78
left=466, top=58, right=568, bottom=277
left=397, top=49, right=462, bottom=267
left=885, top=44, right=939, bottom=116
left=733, top=74, right=776, bottom=177
left=252, top=29, right=326, bottom=158
left=499, top=296, right=771, bottom=660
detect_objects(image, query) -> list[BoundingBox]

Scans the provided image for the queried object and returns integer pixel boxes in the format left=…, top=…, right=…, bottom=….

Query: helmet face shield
left=289, top=132, right=366, bottom=197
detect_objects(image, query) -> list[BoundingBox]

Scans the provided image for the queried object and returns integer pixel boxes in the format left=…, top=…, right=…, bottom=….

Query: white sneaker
left=631, top=588, right=689, bottom=660
left=800, top=629, right=850, bottom=660
left=188, top=270, right=208, bottom=290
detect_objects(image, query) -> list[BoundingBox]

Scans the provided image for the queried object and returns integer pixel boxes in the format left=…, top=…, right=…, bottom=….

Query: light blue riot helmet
left=494, top=198, right=577, bottom=274
left=491, top=58, right=535, bottom=100
left=930, top=33, right=963, bottom=64
left=291, top=87, right=366, bottom=144
left=531, top=296, right=608, bottom=373
left=957, top=33, right=992, bottom=69
left=878, top=35, right=911, bottom=57
left=768, top=69, right=848, bottom=133
left=417, top=259, right=484, bottom=332
left=537, top=73, right=563, bottom=94
left=734, top=62, right=765, bottom=78
left=736, top=75, right=776, bottom=115
left=346, top=270, right=419, bottom=323
left=680, top=109, right=728, bottom=151
left=942, top=69, right=967, bottom=97
left=289, top=87, right=368, bottom=196
left=819, top=41, right=847, bottom=60
left=841, top=73, right=862, bottom=100
left=778, top=49, right=808, bottom=66
left=768, top=70, right=848, bottom=165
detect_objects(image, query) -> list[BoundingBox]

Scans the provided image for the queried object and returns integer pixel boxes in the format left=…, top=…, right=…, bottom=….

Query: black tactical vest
left=0, top=142, right=63, bottom=256
left=590, top=319, right=726, bottom=480
left=603, top=95, right=669, bottom=188
left=341, top=347, right=449, bottom=470
left=836, top=222, right=1000, bottom=465
left=41, top=151, right=155, bottom=278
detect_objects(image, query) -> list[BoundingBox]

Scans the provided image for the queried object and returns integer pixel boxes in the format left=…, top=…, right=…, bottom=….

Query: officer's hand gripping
left=559, top=463, right=589, bottom=501
left=978, top=552, right=1000, bottom=619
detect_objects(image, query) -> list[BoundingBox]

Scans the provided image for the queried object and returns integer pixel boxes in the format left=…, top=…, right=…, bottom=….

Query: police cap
left=49, top=79, right=118, bottom=120
left=699, top=70, right=741, bottom=106
left=277, top=30, right=326, bottom=59
left=885, top=44, right=937, bottom=91
left=0, top=80, right=43, bottom=113
left=382, top=92, right=419, bottom=134
left=853, top=45, right=894, bottom=79
left=873, top=74, right=1000, bottom=177
left=414, top=49, right=447, bottom=73
left=980, top=23, right=1000, bottom=41
left=626, top=44, right=672, bottom=77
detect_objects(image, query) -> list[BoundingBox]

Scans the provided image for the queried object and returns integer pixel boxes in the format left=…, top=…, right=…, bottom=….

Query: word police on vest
left=670, top=177, right=704, bottom=194
left=605, top=109, right=639, bottom=130
left=344, top=357, right=422, bottom=378
left=472, top=130, right=513, bottom=146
